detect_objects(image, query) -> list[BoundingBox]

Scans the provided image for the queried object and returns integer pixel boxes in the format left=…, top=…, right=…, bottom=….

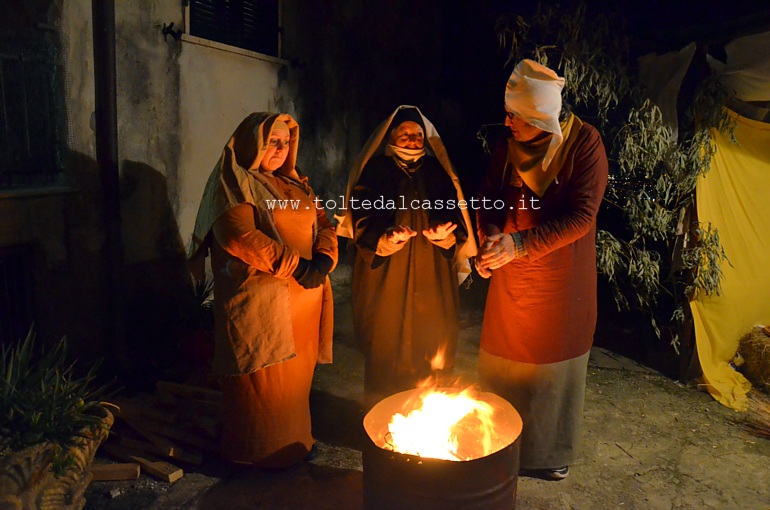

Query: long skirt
left=478, top=348, right=589, bottom=469
left=220, top=280, right=322, bottom=468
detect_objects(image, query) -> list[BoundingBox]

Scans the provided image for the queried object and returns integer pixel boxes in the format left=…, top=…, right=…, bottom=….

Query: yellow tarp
left=690, top=109, right=770, bottom=411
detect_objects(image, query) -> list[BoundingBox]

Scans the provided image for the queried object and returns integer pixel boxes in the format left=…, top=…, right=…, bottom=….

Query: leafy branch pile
left=494, top=2, right=732, bottom=350
left=0, top=327, right=112, bottom=474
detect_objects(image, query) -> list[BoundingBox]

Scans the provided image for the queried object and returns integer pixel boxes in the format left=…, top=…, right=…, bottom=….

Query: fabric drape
left=690, top=108, right=770, bottom=411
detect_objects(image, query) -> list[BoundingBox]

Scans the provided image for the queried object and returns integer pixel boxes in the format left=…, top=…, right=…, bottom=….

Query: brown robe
left=477, top=121, right=608, bottom=469
left=352, top=155, right=467, bottom=405
left=213, top=175, right=337, bottom=468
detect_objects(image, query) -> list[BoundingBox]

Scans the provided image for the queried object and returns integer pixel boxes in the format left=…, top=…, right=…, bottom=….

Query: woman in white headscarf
left=476, top=60, right=608, bottom=480
left=337, top=105, right=477, bottom=407
left=188, top=112, right=337, bottom=468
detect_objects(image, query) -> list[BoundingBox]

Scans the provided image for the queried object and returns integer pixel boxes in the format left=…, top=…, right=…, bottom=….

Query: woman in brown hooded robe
left=337, top=106, right=477, bottom=407
left=188, top=113, right=337, bottom=468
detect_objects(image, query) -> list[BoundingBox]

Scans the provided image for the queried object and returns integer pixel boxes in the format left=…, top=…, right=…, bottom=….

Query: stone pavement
left=84, top=270, right=770, bottom=509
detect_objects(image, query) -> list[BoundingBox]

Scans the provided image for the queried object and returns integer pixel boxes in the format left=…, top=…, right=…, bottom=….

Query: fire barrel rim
left=362, top=387, right=522, bottom=510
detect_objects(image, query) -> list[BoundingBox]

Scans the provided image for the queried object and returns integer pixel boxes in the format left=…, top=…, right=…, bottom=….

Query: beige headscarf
left=187, top=112, right=308, bottom=279
left=505, top=59, right=573, bottom=196
left=335, top=105, right=478, bottom=285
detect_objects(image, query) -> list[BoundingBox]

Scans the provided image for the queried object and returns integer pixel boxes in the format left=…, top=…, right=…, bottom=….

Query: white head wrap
left=504, top=59, right=566, bottom=170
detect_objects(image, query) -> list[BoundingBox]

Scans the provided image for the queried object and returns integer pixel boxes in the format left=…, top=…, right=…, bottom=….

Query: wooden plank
left=155, top=387, right=223, bottom=418
left=156, top=381, right=223, bottom=403
left=89, top=462, right=141, bottom=481
left=111, top=396, right=176, bottom=424
left=110, top=396, right=219, bottom=453
left=119, top=433, right=204, bottom=465
left=115, top=412, right=206, bottom=463
left=122, top=415, right=219, bottom=453
left=102, top=444, right=184, bottom=483
left=171, top=407, right=219, bottom=439
left=109, top=394, right=218, bottom=440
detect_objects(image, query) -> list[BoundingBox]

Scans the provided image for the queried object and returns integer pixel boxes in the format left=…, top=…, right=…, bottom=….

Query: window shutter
left=189, top=0, right=279, bottom=57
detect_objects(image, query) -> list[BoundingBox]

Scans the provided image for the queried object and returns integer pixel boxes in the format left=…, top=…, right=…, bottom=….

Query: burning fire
left=385, top=387, right=496, bottom=461
left=430, top=346, right=446, bottom=371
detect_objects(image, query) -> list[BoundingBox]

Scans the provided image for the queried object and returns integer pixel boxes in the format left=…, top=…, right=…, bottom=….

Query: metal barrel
left=362, top=388, right=522, bottom=510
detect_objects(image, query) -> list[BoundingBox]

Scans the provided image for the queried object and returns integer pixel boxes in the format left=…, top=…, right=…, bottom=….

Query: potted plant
left=0, top=326, right=113, bottom=510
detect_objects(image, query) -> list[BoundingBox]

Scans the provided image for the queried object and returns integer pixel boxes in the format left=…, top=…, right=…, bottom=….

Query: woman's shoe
left=304, top=443, right=321, bottom=461
left=545, top=466, right=569, bottom=480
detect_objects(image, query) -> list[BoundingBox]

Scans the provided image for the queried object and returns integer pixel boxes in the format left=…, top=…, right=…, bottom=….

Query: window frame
left=0, top=38, right=68, bottom=193
left=182, top=0, right=287, bottom=65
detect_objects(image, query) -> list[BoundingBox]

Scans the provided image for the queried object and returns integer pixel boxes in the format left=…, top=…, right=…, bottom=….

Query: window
left=0, top=40, right=66, bottom=190
left=186, top=0, right=281, bottom=58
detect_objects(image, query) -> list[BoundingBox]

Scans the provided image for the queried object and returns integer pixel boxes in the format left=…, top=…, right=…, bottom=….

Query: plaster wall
left=46, top=0, right=283, bottom=372
left=177, top=41, right=282, bottom=247
left=62, top=0, right=283, bottom=262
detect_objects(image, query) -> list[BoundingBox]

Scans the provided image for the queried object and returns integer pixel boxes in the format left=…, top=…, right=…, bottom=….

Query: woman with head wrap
left=337, top=105, right=477, bottom=407
left=188, top=113, right=337, bottom=468
left=476, top=60, right=608, bottom=480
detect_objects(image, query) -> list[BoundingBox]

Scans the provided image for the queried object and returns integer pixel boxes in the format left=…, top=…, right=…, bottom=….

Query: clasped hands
left=292, top=253, right=334, bottom=289
left=475, top=230, right=517, bottom=279
left=385, top=222, right=457, bottom=244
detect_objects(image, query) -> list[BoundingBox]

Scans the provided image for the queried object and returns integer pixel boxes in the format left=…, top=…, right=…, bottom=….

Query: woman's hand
left=292, top=253, right=333, bottom=289
left=474, top=256, right=493, bottom=279
left=422, top=222, right=457, bottom=241
left=385, top=225, right=417, bottom=244
left=479, top=224, right=501, bottom=248
left=479, top=233, right=517, bottom=271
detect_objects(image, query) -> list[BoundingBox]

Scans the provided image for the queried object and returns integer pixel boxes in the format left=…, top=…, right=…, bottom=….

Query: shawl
left=506, top=113, right=583, bottom=196
left=188, top=112, right=313, bottom=277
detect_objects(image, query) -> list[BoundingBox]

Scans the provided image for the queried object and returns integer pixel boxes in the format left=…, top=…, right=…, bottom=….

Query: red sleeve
left=520, top=125, right=609, bottom=261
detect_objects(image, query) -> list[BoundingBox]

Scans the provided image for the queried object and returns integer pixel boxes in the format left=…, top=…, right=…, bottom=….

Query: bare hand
left=479, top=224, right=501, bottom=248
left=474, top=235, right=498, bottom=278
left=474, top=256, right=492, bottom=278
left=479, top=233, right=517, bottom=270
left=386, top=225, right=417, bottom=244
left=422, top=222, right=457, bottom=241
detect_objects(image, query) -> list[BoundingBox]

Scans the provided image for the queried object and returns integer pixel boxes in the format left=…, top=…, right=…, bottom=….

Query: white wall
left=60, top=0, right=285, bottom=263
left=178, top=41, right=282, bottom=248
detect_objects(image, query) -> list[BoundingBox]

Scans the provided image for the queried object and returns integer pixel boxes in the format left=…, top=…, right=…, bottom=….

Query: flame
left=430, top=345, right=446, bottom=371
left=386, top=387, right=496, bottom=461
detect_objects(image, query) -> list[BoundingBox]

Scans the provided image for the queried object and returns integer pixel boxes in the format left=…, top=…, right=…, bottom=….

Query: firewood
left=171, top=394, right=223, bottom=419
left=111, top=396, right=176, bottom=424
left=89, top=463, right=141, bottom=481
left=121, top=415, right=219, bottom=453
left=156, top=381, right=223, bottom=403
left=102, top=444, right=184, bottom=483
left=113, top=411, right=205, bottom=461
left=171, top=407, right=220, bottom=439
left=109, top=394, right=219, bottom=440
left=108, top=397, right=218, bottom=453
left=119, top=433, right=204, bottom=465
